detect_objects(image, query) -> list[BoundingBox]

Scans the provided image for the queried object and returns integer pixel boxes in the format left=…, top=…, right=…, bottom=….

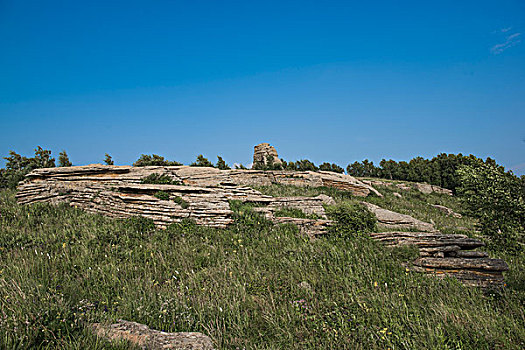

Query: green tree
left=190, top=155, right=214, bottom=167
left=319, top=162, right=344, bottom=173
left=104, top=153, right=114, bottom=165
left=216, top=156, right=230, bottom=170
left=133, top=154, right=182, bottom=167
left=58, top=151, right=72, bottom=167
left=457, top=161, right=524, bottom=249
left=0, top=147, right=55, bottom=189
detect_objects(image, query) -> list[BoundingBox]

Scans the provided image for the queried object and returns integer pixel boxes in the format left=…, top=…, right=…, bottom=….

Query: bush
left=133, top=154, right=182, bottom=167
left=457, top=162, right=524, bottom=250
left=154, top=191, right=170, bottom=200
left=103, top=153, right=114, bottom=165
left=326, top=203, right=376, bottom=238
left=141, top=174, right=181, bottom=185
left=173, top=196, right=190, bottom=209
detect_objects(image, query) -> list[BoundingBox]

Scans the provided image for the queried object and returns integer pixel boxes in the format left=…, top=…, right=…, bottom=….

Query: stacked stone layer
left=364, top=204, right=508, bottom=287
left=16, top=165, right=343, bottom=235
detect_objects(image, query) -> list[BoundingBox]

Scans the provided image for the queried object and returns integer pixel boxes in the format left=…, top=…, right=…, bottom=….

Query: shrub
left=154, top=191, right=170, bottom=200
left=133, top=154, right=182, bottom=167
left=326, top=203, right=376, bottom=238
left=104, top=153, right=114, bottom=165
left=173, top=196, right=190, bottom=209
left=141, top=174, right=181, bottom=185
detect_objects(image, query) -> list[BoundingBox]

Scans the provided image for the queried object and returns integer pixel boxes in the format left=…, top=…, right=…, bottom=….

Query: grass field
left=1, top=186, right=524, bottom=349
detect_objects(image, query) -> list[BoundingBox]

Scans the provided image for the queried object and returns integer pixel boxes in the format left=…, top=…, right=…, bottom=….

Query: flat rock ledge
left=16, top=165, right=343, bottom=236
left=361, top=179, right=453, bottom=196
left=361, top=202, right=436, bottom=232
left=92, top=320, right=214, bottom=350
left=368, top=230, right=508, bottom=287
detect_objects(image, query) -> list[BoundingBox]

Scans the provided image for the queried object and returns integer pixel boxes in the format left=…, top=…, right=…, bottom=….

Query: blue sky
left=1, top=0, right=524, bottom=173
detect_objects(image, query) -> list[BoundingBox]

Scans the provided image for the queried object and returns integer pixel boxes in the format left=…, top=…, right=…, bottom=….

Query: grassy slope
left=1, top=187, right=524, bottom=349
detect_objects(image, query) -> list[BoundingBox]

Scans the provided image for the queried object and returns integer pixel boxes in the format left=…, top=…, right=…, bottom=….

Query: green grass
left=273, top=207, right=320, bottom=220
left=1, top=188, right=524, bottom=349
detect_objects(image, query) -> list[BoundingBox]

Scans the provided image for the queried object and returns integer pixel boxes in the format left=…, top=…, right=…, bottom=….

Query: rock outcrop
left=16, top=165, right=340, bottom=236
left=92, top=320, right=214, bottom=350
left=360, top=202, right=436, bottom=232
left=253, top=143, right=282, bottom=167
left=361, top=179, right=453, bottom=196
left=431, top=204, right=462, bottom=218
left=365, top=204, right=508, bottom=287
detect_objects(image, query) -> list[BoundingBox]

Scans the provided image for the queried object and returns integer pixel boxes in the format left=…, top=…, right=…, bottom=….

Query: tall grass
left=1, top=189, right=524, bottom=349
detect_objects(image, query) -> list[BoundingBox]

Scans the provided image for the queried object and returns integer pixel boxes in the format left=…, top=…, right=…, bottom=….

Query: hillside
left=1, top=177, right=524, bottom=349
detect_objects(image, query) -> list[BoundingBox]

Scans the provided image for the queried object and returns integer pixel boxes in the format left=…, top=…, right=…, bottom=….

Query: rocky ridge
left=16, top=165, right=360, bottom=235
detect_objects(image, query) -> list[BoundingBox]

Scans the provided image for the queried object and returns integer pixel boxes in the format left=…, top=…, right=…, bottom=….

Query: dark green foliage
left=215, top=156, right=230, bottom=170
left=234, top=163, right=248, bottom=169
left=457, top=161, right=524, bottom=250
left=294, top=159, right=318, bottom=171
left=173, top=196, right=189, bottom=209
left=133, top=154, right=182, bottom=167
left=326, top=203, right=377, bottom=238
left=0, top=147, right=56, bottom=189
left=141, top=174, right=181, bottom=185
left=318, top=162, right=344, bottom=173
left=153, top=191, right=170, bottom=200
left=58, top=150, right=72, bottom=167
left=347, top=153, right=505, bottom=192
left=190, top=155, right=214, bottom=167
left=273, top=207, right=321, bottom=219
left=104, top=153, right=114, bottom=165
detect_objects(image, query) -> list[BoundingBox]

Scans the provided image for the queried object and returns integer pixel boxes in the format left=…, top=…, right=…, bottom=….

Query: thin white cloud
left=500, top=27, right=512, bottom=33
left=491, top=32, right=521, bottom=54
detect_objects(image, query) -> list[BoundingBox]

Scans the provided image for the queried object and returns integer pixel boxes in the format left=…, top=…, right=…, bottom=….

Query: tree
left=190, top=155, right=214, bottom=167
left=319, top=162, right=344, bottom=173
left=104, top=153, right=114, bottom=165
left=457, top=161, right=524, bottom=249
left=133, top=154, right=181, bottom=167
left=216, top=156, right=230, bottom=170
left=0, top=147, right=55, bottom=189
left=58, top=151, right=72, bottom=167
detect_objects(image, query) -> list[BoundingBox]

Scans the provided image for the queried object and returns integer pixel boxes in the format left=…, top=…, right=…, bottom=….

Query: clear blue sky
left=1, top=0, right=524, bottom=174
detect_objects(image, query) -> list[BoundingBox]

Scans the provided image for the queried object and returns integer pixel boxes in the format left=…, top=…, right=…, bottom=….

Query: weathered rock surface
left=253, top=143, right=282, bottom=166
left=360, top=202, right=435, bottom=232
left=92, top=320, right=214, bottom=350
left=431, top=204, right=462, bottom=218
left=361, top=179, right=453, bottom=196
left=16, top=165, right=341, bottom=235
left=368, top=229, right=507, bottom=287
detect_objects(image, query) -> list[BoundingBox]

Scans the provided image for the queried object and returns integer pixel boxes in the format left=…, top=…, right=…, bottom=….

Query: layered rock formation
left=253, top=143, right=282, bottom=167
left=92, top=320, right=214, bottom=350
left=365, top=204, right=508, bottom=287
left=361, top=179, right=453, bottom=196
left=16, top=165, right=339, bottom=235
